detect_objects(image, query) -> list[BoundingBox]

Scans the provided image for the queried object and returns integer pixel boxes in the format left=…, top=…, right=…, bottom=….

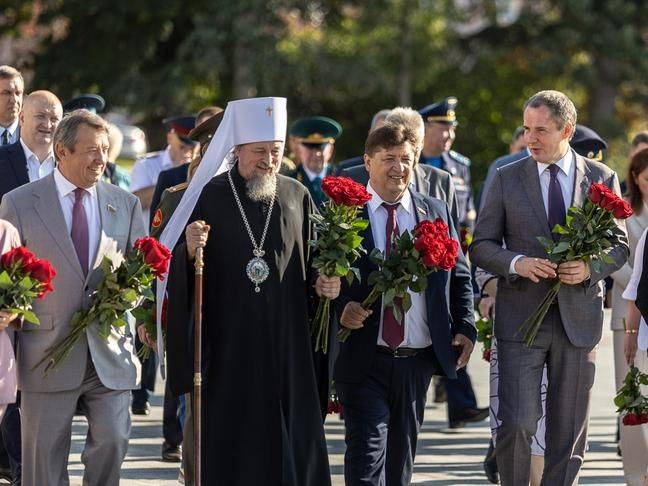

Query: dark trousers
left=0, top=401, right=21, bottom=483
left=132, top=334, right=157, bottom=406
left=163, top=380, right=183, bottom=447
left=496, top=306, right=595, bottom=485
left=442, top=366, right=477, bottom=421
left=337, top=351, right=435, bottom=486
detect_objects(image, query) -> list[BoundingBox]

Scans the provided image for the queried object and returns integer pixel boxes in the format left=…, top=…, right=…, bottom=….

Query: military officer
left=571, top=124, right=607, bottom=162
left=130, top=115, right=198, bottom=226
left=288, top=116, right=342, bottom=207
left=419, top=97, right=476, bottom=245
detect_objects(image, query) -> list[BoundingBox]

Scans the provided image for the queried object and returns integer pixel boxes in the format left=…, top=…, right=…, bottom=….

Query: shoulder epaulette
left=142, top=150, right=163, bottom=160
left=449, top=150, right=471, bottom=166
left=167, top=182, right=189, bottom=193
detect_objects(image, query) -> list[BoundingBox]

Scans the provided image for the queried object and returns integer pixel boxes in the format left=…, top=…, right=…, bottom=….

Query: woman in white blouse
left=619, top=148, right=648, bottom=486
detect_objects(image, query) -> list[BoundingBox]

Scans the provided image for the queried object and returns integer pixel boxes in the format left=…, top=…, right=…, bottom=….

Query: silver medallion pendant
left=246, top=250, right=269, bottom=292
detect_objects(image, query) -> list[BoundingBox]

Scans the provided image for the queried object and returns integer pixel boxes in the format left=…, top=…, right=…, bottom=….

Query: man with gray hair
left=0, top=109, right=146, bottom=486
left=0, top=66, right=23, bottom=146
left=471, top=90, right=629, bottom=484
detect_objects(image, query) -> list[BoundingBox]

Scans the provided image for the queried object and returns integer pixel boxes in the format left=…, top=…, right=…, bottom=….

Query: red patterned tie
left=382, top=203, right=404, bottom=349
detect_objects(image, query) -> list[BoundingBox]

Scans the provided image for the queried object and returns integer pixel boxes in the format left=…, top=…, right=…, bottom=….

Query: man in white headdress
left=157, top=98, right=338, bottom=485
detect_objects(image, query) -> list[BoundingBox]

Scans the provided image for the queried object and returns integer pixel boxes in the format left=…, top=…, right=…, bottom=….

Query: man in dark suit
left=0, top=66, right=23, bottom=148
left=0, top=91, right=62, bottom=201
left=334, top=123, right=475, bottom=485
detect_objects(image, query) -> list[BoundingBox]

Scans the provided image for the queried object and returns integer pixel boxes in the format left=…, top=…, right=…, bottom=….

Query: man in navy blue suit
left=333, top=123, right=475, bottom=485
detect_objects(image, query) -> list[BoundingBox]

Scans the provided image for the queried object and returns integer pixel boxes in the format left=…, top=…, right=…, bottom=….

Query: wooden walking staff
left=193, top=246, right=204, bottom=485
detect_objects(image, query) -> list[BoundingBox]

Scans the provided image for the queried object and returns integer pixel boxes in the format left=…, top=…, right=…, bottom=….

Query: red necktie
left=382, top=203, right=404, bottom=349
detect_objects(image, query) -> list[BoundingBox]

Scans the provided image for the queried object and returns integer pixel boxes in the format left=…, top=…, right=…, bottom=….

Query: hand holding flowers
left=35, top=237, right=171, bottom=374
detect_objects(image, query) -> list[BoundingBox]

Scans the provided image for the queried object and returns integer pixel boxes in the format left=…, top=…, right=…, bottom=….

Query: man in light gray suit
left=471, top=90, right=628, bottom=485
left=0, top=110, right=146, bottom=486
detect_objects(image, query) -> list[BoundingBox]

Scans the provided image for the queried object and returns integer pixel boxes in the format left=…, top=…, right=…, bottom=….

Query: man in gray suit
left=0, top=110, right=146, bottom=486
left=471, top=90, right=628, bottom=485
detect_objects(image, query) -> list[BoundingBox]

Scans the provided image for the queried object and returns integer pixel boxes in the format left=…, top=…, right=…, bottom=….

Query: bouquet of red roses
left=309, top=176, right=372, bottom=353
left=614, top=365, right=648, bottom=426
left=35, top=237, right=171, bottom=374
left=338, top=218, right=459, bottom=342
left=519, top=183, right=632, bottom=346
left=0, top=246, right=56, bottom=324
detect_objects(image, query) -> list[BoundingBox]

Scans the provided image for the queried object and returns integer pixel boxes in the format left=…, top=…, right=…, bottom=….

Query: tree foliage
left=1, top=0, right=646, bottom=183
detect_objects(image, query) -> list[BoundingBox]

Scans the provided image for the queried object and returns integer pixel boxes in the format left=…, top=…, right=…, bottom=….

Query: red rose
left=134, top=237, right=172, bottom=280
left=25, top=258, right=56, bottom=297
left=640, top=413, right=648, bottom=425
left=322, top=176, right=372, bottom=206
left=623, top=413, right=641, bottom=426
left=1, top=246, right=36, bottom=270
left=611, top=199, right=633, bottom=219
left=588, top=183, right=611, bottom=204
left=482, top=349, right=491, bottom=362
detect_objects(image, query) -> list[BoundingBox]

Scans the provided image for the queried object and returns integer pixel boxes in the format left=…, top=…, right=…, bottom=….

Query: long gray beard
left=246, top=174, right=277, bottom=202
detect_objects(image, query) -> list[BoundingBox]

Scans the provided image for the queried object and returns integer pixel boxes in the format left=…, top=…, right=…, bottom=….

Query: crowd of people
left=0, top=62, right=646, bottom=486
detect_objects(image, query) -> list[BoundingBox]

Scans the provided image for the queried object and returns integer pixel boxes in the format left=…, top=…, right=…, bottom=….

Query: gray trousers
left=21, top=360, right=131, bottom=486
left=496, top=306, right=596, bottom=486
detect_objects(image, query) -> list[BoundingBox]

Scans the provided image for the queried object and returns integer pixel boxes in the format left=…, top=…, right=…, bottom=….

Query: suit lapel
left=90, top=183, right=117, bottom=274
left=33, top=174, right=85, bottom=281
left=8, top=144, right=29, bottom=187
left=413, top=165, right=430, bottom=196
left=571, top=151, right=591, bottom=208
left=520, top=157, right=552, bottom=237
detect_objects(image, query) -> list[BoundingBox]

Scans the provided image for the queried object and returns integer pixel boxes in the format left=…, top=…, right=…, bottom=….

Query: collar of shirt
left=1, top=119, right=19, bottom=138
left=162, top=146, right=174, bottom=170
left=366, top=181, right=413, bottom=216
left=19, top=138, right=55, bottom=165
left=536, top=148, right=573, bottom=178
left=301, top=164, right=327, bottom=182
left=53, top=168, right=98, bottom=201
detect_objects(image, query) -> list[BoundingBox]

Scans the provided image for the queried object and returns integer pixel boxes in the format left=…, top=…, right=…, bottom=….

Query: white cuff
left=509, top=254, right=524, bottom=275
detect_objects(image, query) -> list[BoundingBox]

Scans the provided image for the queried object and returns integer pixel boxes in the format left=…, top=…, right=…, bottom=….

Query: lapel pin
left=107, top=203, right=116, bottom=213
left=416, top=206, right=426, bottom=215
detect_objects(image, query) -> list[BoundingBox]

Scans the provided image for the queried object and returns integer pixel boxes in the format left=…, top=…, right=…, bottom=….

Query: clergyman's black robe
left=166, top=166, right=331, bottom=486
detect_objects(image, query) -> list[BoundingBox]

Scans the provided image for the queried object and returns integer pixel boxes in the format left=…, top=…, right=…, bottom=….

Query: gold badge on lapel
left=416, top=206, right=426, bottom=215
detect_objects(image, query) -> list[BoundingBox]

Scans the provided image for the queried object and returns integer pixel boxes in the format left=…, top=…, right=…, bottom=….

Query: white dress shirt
left=129, top=147, right=173, bottom=193
left=20, top=139, right=55, bottom=182
left=510, top=149, right=575, bottom=274
left=302, top=164, right=327, bottom=182
left=53, top=168, right=101, bottom=270
left=0, top=119, right=19, bottom=145
left=366, top=182, right=431, bottom=348
left=622, top=228, right=648, bottom=351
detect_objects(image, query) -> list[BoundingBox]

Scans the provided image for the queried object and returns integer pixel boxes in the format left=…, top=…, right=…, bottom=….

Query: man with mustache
left=165, top=97, right=339, bottom=485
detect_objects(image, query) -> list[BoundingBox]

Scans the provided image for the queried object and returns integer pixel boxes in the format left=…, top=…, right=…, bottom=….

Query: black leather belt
left=376, top=345, right=423, bottom=358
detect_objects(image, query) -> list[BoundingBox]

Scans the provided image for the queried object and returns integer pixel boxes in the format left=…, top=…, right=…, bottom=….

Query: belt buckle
left=394, top=348, right=407, bottom=358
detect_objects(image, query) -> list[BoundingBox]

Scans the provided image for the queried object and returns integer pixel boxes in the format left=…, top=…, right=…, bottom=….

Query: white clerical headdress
left=155, top=97, right=287, bottom=372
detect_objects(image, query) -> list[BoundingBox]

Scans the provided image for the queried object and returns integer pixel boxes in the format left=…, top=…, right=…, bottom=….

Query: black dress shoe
left=162, top=441, right=182, bottom=462
left=0, top=466, right=12, bottom=482
left=131, top=402, right=150, bottom=416
left=483, top=439, right=499, bottom=484
left=449, top=406, right=490, bottom=428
